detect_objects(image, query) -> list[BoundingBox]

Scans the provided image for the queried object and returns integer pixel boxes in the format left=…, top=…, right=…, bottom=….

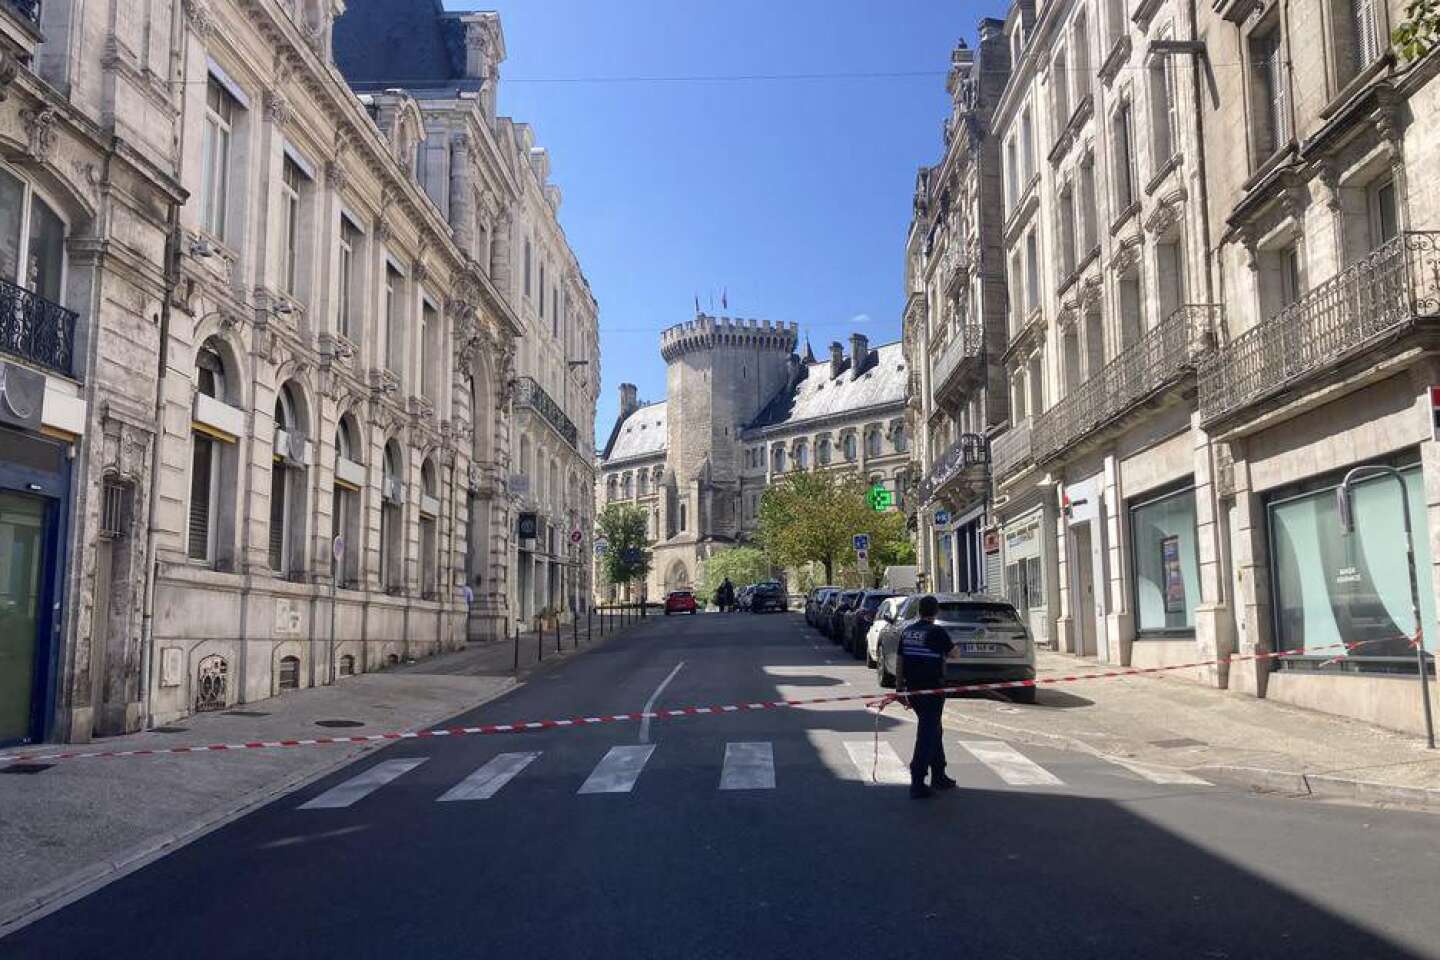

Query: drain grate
left=152, top=726, right=189, bottom=734
left=315, top=719, right=365, bottom=728
left=1150, top=737, right=1207, bottom=749
left=0, top=763, right=53, bottom=775
left=222, top=711, right=271, bottom=718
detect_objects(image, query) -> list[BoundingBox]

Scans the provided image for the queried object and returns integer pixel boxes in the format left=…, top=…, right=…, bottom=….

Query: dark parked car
left=806, top=587, right=839, bottom=627
left=841, top=590, right=899, bottom=658
left=827, top=591, right=863, bottom=642
left=750, top=581, right=787, bottom=613
left=815, top=589, right=846, bottom=637
left=874, top=594, right=1036, bottom=703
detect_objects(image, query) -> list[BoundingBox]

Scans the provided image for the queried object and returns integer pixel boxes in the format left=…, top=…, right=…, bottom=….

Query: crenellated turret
left=660, top=314, right=799, bottom=363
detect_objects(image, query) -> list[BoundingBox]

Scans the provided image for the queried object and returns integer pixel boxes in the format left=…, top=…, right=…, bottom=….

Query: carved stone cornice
left=181, top=0, right=216, bottom=37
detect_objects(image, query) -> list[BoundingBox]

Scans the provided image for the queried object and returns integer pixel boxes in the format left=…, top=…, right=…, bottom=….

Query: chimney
left=619, top=382, right=638, bottom=418
left=829, top=342, right=845, bottom=379
left=849, top=333, right=869, bottom=379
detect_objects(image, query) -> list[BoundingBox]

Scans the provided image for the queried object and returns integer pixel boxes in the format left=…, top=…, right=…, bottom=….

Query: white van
left=882, top=565, right=918, bottom=593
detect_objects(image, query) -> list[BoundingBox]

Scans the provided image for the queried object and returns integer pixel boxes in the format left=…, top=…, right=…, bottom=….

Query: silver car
left=865, top=596, right=906, bottom=669
left=874, top=594, right=1037, bottom=703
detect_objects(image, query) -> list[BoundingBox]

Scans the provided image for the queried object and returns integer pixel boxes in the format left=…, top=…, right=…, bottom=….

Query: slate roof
left=333, top=0, right=479, bottom=94
left=604, top=402, right=669, bottom=463
left=746, top=340, right=907, bottom=433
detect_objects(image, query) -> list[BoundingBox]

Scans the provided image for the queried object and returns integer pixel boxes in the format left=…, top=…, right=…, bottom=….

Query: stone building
left=0, top=0, right=597, bottom=746
left=1195, top=0, right=1440, bottom=732
left=596, top=315, right=910, bottom=600
left=902, top=23, right=1013, bottom=602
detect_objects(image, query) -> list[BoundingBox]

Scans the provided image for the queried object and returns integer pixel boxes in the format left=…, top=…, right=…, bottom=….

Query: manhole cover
left=1150, top=737, right=1207, bottom=749
left=152, top=726, right=189, bottom=734
left=315, top=719, right=365, bottom=728
left=0, top=763, right=53, bottom=775
left=223, top=711, right=271, bottom=718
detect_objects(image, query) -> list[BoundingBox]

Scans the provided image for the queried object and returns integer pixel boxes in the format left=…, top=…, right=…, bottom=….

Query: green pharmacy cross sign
left=866, top=483, right=894, bottom=511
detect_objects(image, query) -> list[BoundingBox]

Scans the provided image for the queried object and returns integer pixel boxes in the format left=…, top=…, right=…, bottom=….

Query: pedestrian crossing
left=297, top=738, right=1211, bottom=810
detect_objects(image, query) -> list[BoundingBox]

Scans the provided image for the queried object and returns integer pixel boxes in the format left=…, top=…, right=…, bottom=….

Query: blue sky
left=444, top=1, right=971, bottom=441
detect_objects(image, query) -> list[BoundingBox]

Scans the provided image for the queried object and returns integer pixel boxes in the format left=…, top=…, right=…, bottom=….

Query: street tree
left=696, top=546, right=772, bottom=605
left=596, top=503, right=652, bottom=595
left=756, top=469, right=912, bottom=584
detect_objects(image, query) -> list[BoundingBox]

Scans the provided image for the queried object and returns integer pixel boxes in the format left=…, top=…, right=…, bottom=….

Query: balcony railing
left=514, top=376, right=578, bottom=449
left=0, top=277, right=78, bottom=378
left=914, top=433, right=989, bottom=507
left=1033, top=303, right=1218, bottom=464
left=990, top=416, right=1033, bottom=483
left=1199, top=231, right=1440, bottom=425
left=931, top=321, right=985, bottom=399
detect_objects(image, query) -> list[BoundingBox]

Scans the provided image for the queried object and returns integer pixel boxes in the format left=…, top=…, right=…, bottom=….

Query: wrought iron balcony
left=1199, top=231, right=1440, bottom=426
left=990, top=417, right=1033, bottom=483
left=1033, top=303, right=1218, bottom=464
left=931, top=320, right=985, bottom=402
left=0, top=276, right=78, bottom=378
left=914, top=432, right=989, bottom=508
left=514, top=376, right=579, bottom=449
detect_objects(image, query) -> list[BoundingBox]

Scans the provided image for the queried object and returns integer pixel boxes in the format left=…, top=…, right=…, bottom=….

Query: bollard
left=556, top=617, right=561, bottom=654
left=537, top=620, right=543, bottom=662
left=512, top=622, right=519, bottom=672
left=573, top=614, right=578, bottom=649
left=587, top=607, right=592, bottom=642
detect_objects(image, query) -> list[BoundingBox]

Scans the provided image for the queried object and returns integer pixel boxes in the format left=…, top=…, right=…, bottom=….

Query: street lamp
left=1336, top=465, right=1435, bottom=749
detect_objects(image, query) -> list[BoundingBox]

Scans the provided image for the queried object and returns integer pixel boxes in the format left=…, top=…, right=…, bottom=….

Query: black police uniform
left=898, top=619, right=955, bottom=786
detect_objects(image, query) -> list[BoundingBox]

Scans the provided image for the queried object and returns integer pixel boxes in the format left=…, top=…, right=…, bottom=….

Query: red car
left=664, top=590, right=698, bottom=615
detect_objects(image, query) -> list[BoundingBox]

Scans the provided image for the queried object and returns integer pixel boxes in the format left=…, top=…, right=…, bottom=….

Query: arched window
left=380, top=441, right=405, bottom=592
left=278, top=655, right=300, bottom=691
left=338, top=654, right=356, bottom=677
left=679, top=500, right=688, bottom=532
left=843, top=433, right=858, bottom=462
left=332, top=414, right=363, bottom=588
left=189, top=338, right=240, bottom=567
left=418, top=457, right=439, bottom=598
left=269, top=382, right=309, bottom=576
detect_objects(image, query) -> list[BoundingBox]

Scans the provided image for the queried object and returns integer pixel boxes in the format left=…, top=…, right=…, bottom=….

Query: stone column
left=1226, top=446, right=1270, bottom=698
left=448, top=136, right=475, bottom=257
left=490, top=207, right=514, bottom=299
left=1192, top=415, right=1235, bottom=687
left=1101, top=451, right=1134, bottom=665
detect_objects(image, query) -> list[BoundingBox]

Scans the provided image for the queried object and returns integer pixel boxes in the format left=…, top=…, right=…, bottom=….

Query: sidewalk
left=944, top=649, right=1440, bottom=809
left=0, top=615, right=629, bottom=933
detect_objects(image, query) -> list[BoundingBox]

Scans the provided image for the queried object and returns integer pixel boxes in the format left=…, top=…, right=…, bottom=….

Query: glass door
left=0, top=492, right=48, bottom=743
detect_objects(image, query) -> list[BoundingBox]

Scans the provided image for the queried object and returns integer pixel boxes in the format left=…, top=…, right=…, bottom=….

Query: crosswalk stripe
left=719, top=741, right=776, bottom=790
left=959, top=741, right=1063, bottom=786
left=578, top=744, right=655, bottom=794
left=843, top=740, right=910, bottom=785
left=1106, top=757, right=1211, bottom=786
left=436, top=752, right=542, bottom=801
left=299, top=758, right=428, bottom=809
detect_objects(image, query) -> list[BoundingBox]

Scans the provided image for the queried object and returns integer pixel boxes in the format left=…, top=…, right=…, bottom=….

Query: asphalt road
left=6, top=612, right=1440, bottom=959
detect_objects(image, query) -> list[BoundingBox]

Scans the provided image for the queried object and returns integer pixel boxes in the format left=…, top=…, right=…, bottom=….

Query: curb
left=0, top=675, right=521, bottom=936
left=943, top=704, right=1440, bottom=812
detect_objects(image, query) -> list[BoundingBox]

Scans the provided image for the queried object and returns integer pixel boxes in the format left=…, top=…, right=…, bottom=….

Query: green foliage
left=596, top=503, right=652, bottom=587
left=696, top=546, right=772, bottom=605
left=756, top=469, right=914, bottom=584
left=1395, top=0, right=1440, bottom=62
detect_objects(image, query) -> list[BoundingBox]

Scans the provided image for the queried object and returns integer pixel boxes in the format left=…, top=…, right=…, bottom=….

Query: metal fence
left=1199, top=231, right=1440, bottom=425
left=914, top=432, right=989, bottom=507
left=1033, top=303, right=1217, bottom=464
left=514, top=375, right=579, bottom=449
left=990, top=416, right=1033, bottom=483
left=0, top=276, right=78, bottom=378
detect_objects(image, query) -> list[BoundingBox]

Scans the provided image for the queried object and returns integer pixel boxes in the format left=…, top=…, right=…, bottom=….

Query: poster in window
left=1161, top=535, right=1185, bottom=614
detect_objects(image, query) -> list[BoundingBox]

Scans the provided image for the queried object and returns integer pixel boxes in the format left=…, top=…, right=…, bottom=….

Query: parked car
left=805, top=586, right=839, bottom=626
left=664, top=590, right=698, bottom=615
left=817, top=589, right=848, bottom=637
left=750, top=581, right=787, bottom=613
left=809, top=588, right=840, bottom=628
left=865, top=596, right=907, bottom=669
left=874, top=594, right=1036, bottom=703
left=827, top=591, right=863, bottom=642
left=842, top=590, right=899, bottom=658
left=737, top=585, right=756, bottom=612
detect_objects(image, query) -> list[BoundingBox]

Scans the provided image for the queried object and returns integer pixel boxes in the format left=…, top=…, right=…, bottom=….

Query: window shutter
left=188, top=438, right=213, bottom=561
left=269, top=463, right=287, bottom=572
left=1354, top=0, right=1380, bottom=69
left=1268, top=36, right=1290, bottom=147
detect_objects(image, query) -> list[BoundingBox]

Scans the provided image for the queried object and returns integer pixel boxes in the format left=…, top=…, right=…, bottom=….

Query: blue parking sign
left=852, top=534, right=869, bottom=552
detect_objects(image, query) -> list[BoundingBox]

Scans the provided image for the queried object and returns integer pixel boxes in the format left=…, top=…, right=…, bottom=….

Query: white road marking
left=843, top=740, right=910, bottom=785
left=719, top=742, right=776, bottom=790
left=959, top=741, right=1064, bottom=786
left=1106, top=757, right=1211, bottom=786
left=299, top=758, right=427, bottom=809
left=578, top=745, right=656, bottom=794
left=639, top=661, right=685, bottom=744
left=436, top=752, right=541, bottom=801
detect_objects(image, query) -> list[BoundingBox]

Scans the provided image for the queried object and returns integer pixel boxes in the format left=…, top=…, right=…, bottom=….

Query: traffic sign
left=570, top=528, right=583, bottom=545
left=933, top=509, right=951, bottom=526
left=866, top=483, right=893, bottom=511
left=852, top=533, right=870, bottom=552
left=856, top=548, right=869, bottom=562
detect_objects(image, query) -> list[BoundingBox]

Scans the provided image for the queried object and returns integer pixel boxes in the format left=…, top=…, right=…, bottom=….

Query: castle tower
left=658, top=314, right=798, bottom=540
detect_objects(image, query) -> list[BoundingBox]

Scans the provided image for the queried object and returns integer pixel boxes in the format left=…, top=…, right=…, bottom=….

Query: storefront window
left=1269, top=465, right=1437, bottom=665
left=1130, top=487, right=1200, bottom=634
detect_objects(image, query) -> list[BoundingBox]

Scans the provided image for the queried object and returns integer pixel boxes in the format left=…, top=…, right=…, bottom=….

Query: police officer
left=896, top=594, right=957, bottom=799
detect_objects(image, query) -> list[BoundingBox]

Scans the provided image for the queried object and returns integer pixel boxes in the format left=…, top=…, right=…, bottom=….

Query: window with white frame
left=189, top=339, right=238, bottom=567
left=269, top=381, right=307, bottom=576
left=1079, top=153, right=1099, bottom=253
left=1021, top=107, right=1035, bottom=184
left=1052, top=48, right=1070, bottom=132
left=420, top=300, right=438, bottom=403
left=384, top=264, right=403, bottom=376
left=279, top=156, right=304, bottom=298
left=332, top=415, right=362, bottom=588
left=0, top=164, right=65, bottom=304
left=1025, top=229, right=1040, bottom=313
left=419, top=458, right=439, bottom=598
left=201, top=76, right=237, bottom=241
left=1369, top=177, right=1399, bottom=249
left=1059, top=185, right=1078, bottom=278
left=1005, top=137, right=1018, bottom=210
left=337, top=216, right=361, bottom=340
left=1342, top=0, right=1383, bottom=83
left=1149, top=38, right=1180, bottom=171
left=380, top=442, right=404, bottom=592
left=1113, top=100, right=1137, bottom=213
left=1249, top=21, right=1291, bottom=160
left=1156, top=241, right=1186, bottom=321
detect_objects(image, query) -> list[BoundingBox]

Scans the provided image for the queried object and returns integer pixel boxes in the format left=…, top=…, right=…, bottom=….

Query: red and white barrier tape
left=0, top=636, right=1414, bottom=766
